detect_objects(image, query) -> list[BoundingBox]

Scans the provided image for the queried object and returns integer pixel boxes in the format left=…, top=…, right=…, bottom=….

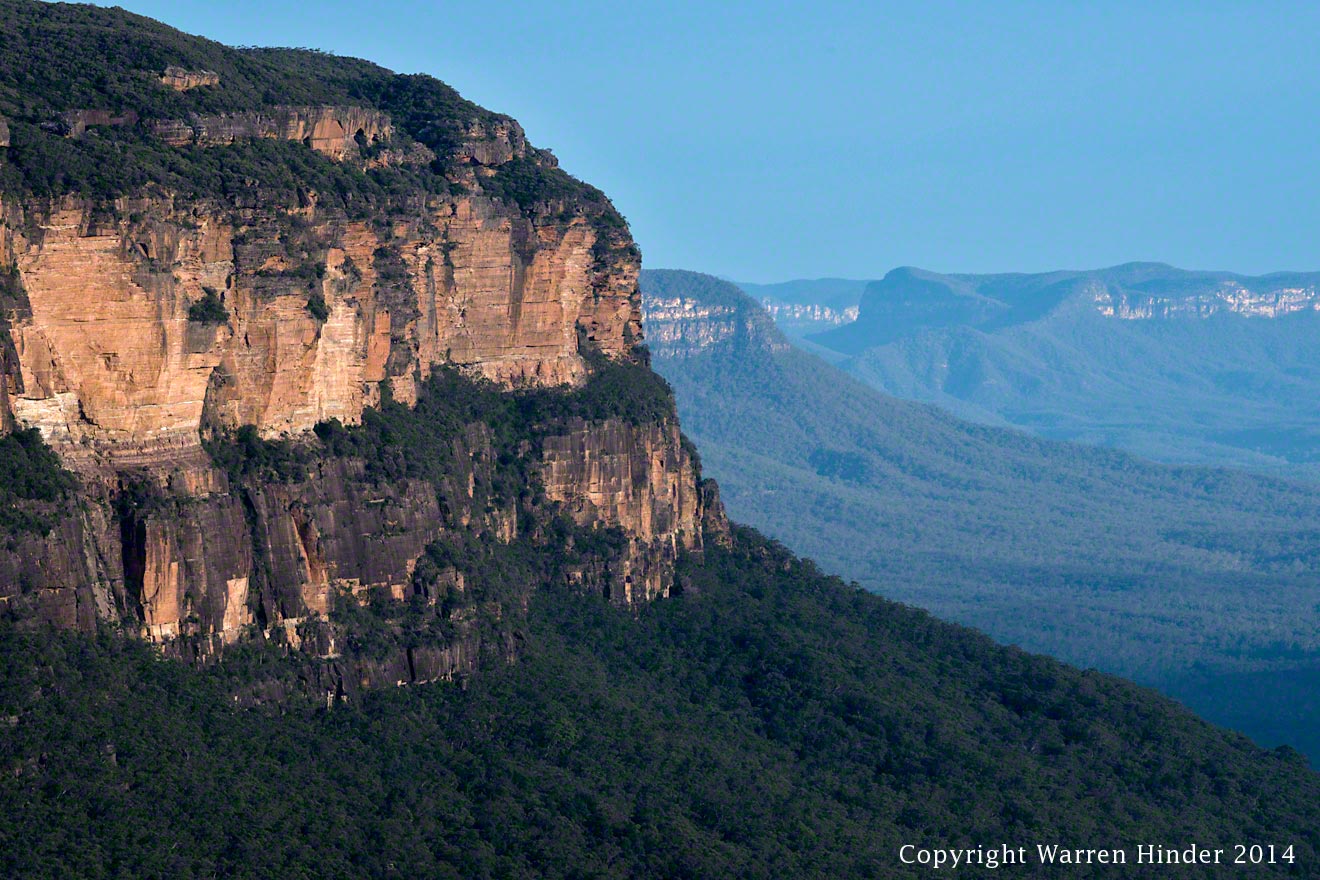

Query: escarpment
left=640, top=269, right=791, bottom=358
left=0, top=193, right=634, bottom=459
left=541, top=418, right=705, bottom=604
left=0, top=11, right=718, bottom=685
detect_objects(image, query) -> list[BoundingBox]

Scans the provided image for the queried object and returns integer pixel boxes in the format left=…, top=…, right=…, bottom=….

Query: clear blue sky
left=96, top=0, right=1320, bottom=281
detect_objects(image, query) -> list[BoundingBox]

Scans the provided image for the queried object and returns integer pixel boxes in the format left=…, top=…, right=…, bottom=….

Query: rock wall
left=642, top=294, right=789, bottom=358
left=0, top=188, right=697, bottom=651
left=0, top=94, right=702, bottom=671
left=0, top=194, right=637, bottom=467
left=0, top=419, right=512, bottom=649
left=47, top=109, right=140, bottom=138
left=150, top=106, right=392, bottom=160
left=159, top=66, right=219, bottom=91
left=540, top=418, right=704, bottom=605
left=759, top=300, right=858, bottom=326
left=1091, top=280, right=1320, bottom=320
left=0, top=506, right=113, bottom=630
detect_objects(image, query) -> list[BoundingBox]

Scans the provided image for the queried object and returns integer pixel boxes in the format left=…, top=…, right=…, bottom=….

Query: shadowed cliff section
left=642, top=268, right=1320, bottom=763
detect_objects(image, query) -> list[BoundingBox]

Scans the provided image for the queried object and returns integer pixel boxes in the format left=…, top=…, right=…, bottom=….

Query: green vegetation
left=208, top=357, right=678, bottom=492
left=642, top=268, right=1320, bottom=763
left=1, top=116, right=453, bottom=212
left=358, top=71, right=509, bottom=159
left=482, top=154, right=606, bottom=213
left=0, top=264, right=28, bottom=356
left=0, top=0, right=629, bottom=236
left=0, top=0, right=382, bottom=118
left=0, top=428, right=77, bottom=537
left=203, top=424, right=310, bottom=483
left=2, top=530, right=1318, bottom=878
left=0, top=0, right=428, bottom=207
left=305, top=290, right=329, bottom=321
left=186, top=288, right=228, bottom=323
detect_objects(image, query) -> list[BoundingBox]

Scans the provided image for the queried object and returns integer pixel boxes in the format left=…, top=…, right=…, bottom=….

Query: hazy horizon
left=725, top=261, right=1320, bottom=286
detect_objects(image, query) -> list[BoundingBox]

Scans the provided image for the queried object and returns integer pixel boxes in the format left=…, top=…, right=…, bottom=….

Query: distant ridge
left=801, top=263, right=1320, bottom=479
left=814, top=262, right=1320, bottom=352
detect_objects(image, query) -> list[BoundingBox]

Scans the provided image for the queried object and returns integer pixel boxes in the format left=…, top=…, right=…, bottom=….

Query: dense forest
left=3, top=530, right=1318, bottom=878
left=642, top=268, right=1320, bottom=763
left=0, top=0, right=622, bottom=237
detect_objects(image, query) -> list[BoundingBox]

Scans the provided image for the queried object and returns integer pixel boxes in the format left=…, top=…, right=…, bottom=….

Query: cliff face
left=758, top=300, right=857, bottom=326
left=159, top=66, right=220, bottom=92
left=1, top=193, right=634, bottom=464
left=0, top=36, right=709, bottom=670
left=1091, top=280, right=1320, bottom=319
left=541, top=418, right=705, bottom=605
left=640, top=269, right=790, bottom=358
left=149, top=105, right=393, bottom=159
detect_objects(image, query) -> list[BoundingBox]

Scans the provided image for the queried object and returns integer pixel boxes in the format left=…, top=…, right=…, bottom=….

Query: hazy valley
left=644, top=268, right=1320, bottom=763
left=745, top=265, right=1320, bottom=481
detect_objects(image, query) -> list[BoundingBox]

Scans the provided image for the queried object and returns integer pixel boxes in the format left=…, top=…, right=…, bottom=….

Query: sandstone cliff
left=0, top=192, right=635, bottom=462
left=541, top=418, right=705, bottom=604
left=149, top=105, right=392, bottom=159
left=159, top=66, right=219, bottom=92
left=0, top=30, right=718, bottom=674
left=641, top=269, right=791, bottom=359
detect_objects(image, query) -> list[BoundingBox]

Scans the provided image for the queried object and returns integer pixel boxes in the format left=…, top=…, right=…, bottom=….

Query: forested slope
left=3, top=532, right=1317, bottom=877
left=643, top=268, right=1320, bottom=762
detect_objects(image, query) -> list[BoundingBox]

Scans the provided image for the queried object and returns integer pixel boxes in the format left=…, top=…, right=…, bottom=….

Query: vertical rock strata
left=541, top=418, right=705, bottom=605
left=0, top=110, right=701, bottom=657
left=0, top=197, right=633, bottom=458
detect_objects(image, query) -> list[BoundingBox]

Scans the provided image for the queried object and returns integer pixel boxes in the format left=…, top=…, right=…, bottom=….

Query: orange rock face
left=0, top=105, right=702, bottom=655
left=540, top=418, right=705, bottom=605
left=5, top=207, right=231, bottom=467
left=159, top=66, right=220, bottom=91
left=148, top=105, right=393, bottom=159
left=0, top=178, right=692, bottom=646
left=0, top=194, right=639, bottom=467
